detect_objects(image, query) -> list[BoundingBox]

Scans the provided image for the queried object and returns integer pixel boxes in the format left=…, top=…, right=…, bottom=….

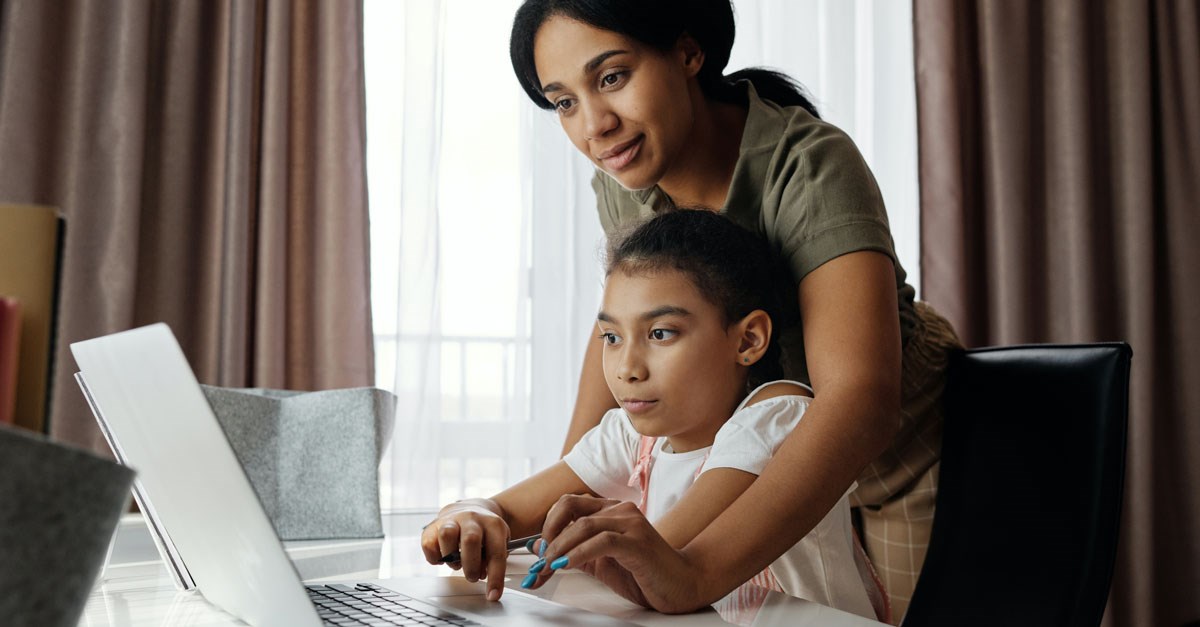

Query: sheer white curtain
left=364, top=0, right=918, bottom=512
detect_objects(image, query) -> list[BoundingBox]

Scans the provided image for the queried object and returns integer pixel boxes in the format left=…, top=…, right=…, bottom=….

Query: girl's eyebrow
left=597, top=306, right=692, bottom=324
left=541, top=49, right=629, bottom=94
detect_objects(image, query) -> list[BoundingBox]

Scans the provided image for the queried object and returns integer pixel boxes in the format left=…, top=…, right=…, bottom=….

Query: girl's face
left=596, top=268, right=749, bottom=452
left=532, top=16, right=703, bottom=191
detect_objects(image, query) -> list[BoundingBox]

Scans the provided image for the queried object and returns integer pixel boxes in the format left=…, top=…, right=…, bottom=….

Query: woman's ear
left=734, top=310, right=772, bottom=366
left=676, top=33, right=705, bottom=77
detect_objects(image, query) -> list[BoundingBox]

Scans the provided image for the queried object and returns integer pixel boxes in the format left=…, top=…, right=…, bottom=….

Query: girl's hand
left=419, top=501, right=511, bottom=601
left=524, top=495, right=704, bottom=613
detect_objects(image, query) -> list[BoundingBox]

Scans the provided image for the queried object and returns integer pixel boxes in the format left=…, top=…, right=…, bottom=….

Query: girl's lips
left=621, top=399, right=657, bottom=414
left=600, top=135, right=643, bottom=172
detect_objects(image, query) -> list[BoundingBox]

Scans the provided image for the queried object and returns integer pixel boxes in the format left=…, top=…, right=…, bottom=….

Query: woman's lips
left=599, top=135, right=643, bottom=172
left=621, top=399, right=657, bottom=414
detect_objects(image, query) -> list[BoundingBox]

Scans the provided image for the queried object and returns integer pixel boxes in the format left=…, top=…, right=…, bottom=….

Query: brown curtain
left=0, top=0, right=374, bottom=454
left=915, top=0, right=1199, bottom=625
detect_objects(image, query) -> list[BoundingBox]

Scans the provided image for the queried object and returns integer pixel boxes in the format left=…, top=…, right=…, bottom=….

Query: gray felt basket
left=201, top=385, right=396, bottom=540
left=0, top=423, right=135, bottom=627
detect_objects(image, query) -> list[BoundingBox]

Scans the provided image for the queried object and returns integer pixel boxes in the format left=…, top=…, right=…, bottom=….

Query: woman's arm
left=560, top=324, right=620, bottom=456
left=533, top=251, right=902, bottom=612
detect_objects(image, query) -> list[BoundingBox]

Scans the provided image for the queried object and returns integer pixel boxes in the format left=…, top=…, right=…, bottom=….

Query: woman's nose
left=583, top=100, right=618, bottom=140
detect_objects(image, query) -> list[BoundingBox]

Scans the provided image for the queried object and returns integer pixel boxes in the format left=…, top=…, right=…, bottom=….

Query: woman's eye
left=554, top=98, right=575, bottom=113
left=599, top=331, right=622, bottom=345
left=650, top=329, right=677, bottom=341
left=600, top=71, right=625, bottom=88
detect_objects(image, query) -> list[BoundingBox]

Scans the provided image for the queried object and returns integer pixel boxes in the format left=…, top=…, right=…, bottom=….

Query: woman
left=508, top=0, right=961, bottom=621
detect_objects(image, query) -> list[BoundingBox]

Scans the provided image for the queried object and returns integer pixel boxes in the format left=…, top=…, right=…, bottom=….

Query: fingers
left=422, top=513, right=513, bottom=588
left=420, top=524, right=445, bottom=566
left=433, top=521, right=462, bottom=570
left=527, top=501, right=645, bottom=590
left=457, top=519, right=486, bottom=581
left=541, top=494, right=621, bottom=544
left=484, top=531, right=509, bottom=602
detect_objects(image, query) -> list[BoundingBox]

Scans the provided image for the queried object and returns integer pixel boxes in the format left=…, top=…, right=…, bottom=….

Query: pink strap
left=626, top=435, right=781, bottom=601
left=627, top=436, right=713, bottom=514
left=627, top=436, right=657, bottom=513
left=852, top=527, right=892, bottom=623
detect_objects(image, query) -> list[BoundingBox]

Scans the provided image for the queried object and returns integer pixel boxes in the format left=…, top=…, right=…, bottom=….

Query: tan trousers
left=851, top=302, right=961, bottom=623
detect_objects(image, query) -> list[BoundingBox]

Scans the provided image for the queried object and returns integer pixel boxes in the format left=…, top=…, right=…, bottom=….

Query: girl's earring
left=742, top=357, right=750, bottom=364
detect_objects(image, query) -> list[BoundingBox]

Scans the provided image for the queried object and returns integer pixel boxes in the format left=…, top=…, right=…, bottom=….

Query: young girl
left=421, top=210, right=877, bottom=620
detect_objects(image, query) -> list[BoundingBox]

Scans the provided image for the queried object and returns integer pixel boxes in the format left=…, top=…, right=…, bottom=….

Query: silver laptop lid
left=71, top=323, right=320, bottom=627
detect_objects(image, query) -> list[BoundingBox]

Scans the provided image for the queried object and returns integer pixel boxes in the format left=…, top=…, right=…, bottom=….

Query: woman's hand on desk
left=527, top=495, right=702, bottom=613
left=420, top=499, right=511, bottom=601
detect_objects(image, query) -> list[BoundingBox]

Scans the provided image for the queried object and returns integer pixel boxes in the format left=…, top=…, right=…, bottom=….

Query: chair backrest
left=903, top=343, right=1131, bottom=627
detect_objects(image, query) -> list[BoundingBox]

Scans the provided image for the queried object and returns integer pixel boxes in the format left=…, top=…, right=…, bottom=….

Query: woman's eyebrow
left=541, top=49, right=629, bottom=94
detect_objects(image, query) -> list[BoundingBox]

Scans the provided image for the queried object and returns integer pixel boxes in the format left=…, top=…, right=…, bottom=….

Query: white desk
left=80, top=512, right=886, bottom=627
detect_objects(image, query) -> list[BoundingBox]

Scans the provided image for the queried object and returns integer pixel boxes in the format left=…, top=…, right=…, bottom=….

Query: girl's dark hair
left=510, top=0, right=819, bottom=118
left=605, top=209, right=784, bottom=389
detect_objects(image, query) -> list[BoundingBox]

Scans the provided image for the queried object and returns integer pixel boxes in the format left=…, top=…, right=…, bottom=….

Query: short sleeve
left=563, top=409, right=642, bottom=501
left=767, top=126, right=898, bottom=282
left=591, top=170, right=620, bottom=237
left=701, top=396, right=812, bottom=476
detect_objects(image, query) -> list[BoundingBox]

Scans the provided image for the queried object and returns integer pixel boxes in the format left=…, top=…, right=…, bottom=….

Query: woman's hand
left=419, top=500, right=511, bottom=601
left=524, top=495, right=708, bottom=614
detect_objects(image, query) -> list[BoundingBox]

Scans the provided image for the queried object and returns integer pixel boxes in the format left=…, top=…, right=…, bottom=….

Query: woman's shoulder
left=591, top=171, right=666, bottom=235
left=740, top=83, right=853, bottom=151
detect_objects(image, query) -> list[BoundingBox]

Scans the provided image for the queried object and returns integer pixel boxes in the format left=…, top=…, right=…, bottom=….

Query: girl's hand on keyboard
left=420, top=499, right=511, bottom=601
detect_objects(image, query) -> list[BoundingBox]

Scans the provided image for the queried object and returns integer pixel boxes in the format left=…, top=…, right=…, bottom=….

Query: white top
left=564, top=381, right=875, bottom=619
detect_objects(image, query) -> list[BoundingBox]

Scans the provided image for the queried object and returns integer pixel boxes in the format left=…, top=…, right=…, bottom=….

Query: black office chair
left=903, top=343, right=1131, bottom=627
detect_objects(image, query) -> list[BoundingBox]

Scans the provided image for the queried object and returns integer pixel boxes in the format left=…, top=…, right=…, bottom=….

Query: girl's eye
left=599, top=331, right=622, bottom=345
left=650, top=329, right=677, bottom=341
left=554, top=98, right=575, bottom=113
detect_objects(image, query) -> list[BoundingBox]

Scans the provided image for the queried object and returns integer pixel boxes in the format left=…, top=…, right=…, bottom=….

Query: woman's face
left=532, top=16, right=702, bottom=191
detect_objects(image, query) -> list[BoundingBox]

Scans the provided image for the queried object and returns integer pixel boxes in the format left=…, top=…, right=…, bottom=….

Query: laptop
left=72, top=323, right=636, bottom=627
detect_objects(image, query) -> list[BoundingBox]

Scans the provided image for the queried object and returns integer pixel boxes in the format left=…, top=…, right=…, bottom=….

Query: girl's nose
left=616, top=348, right=647, bottom=382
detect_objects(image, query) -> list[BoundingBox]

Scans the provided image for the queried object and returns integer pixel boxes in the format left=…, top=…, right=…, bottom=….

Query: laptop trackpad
left=429, top=592, right=642, bottom=626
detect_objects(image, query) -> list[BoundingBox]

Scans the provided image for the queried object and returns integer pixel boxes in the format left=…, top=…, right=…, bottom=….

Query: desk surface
left=81, top=512, right=886, bottom=627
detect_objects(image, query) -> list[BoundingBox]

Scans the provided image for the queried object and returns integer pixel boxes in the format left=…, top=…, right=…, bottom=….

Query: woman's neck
left=657, top=88, right=747, bottom=210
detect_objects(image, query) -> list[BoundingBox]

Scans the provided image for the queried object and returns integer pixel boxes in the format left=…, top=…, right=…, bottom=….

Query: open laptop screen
left=72, top=324, right=320, bottom=627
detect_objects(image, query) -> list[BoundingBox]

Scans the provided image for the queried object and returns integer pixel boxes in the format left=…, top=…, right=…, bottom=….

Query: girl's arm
left=560, top=325, right=620, bottom=456
left=653, top=469, right=757, bottom=548
left=420, top=461, right=594, bottom=601
left=653, top=383, right=813, bottom=548
left=532, top=251, right=902, bottom=612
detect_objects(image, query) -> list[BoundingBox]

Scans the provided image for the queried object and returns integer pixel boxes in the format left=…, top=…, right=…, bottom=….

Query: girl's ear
left=734, top=310, right=772, bottom=366
left=676, top=33, right=705, bottom=78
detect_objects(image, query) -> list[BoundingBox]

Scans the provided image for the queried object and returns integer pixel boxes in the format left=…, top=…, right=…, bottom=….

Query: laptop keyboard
left=306, top=583, right=482, bottom=626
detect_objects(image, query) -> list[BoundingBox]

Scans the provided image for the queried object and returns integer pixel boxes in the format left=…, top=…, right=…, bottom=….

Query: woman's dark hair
left=605, top=209, right=784, bottom=388
left=510, top=0, right=819, bottom=118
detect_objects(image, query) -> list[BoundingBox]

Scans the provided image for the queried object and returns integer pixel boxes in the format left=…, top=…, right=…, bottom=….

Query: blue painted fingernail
left=525, top=538, right=536, bottom=552
left=550, top=556, right=569, bottom=570
left=521, top=573, right=538, bottom=589
left=538, top=541, right=547, bottom=557
left=528, top=558, right=546, bottom=574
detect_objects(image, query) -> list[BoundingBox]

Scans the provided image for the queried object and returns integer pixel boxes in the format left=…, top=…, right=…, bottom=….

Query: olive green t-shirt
left=592, top=83, right=918, bottom=385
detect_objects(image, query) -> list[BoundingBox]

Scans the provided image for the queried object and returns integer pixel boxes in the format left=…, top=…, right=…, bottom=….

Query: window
left=363, top=0, right=920, bottom=511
